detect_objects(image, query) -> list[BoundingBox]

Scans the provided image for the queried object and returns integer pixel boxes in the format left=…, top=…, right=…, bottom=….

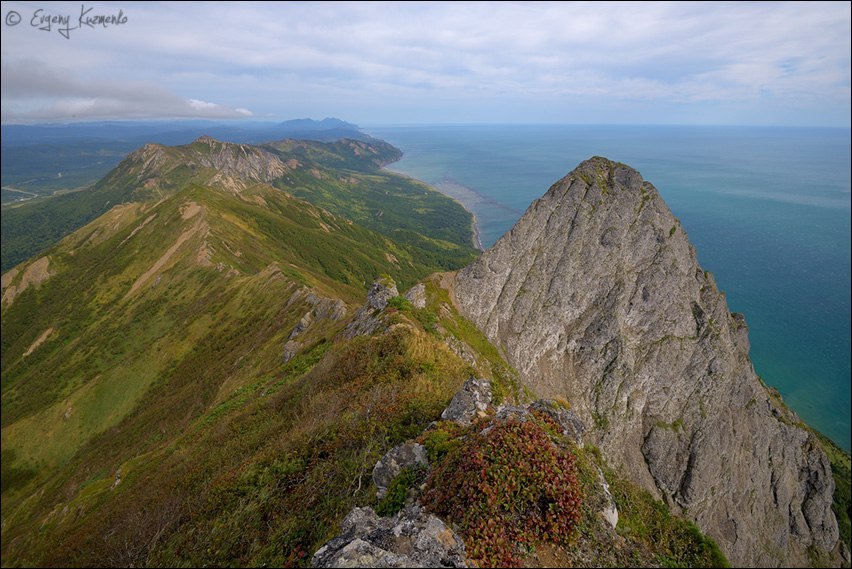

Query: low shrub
left=422, top=417, right=581, bottom=567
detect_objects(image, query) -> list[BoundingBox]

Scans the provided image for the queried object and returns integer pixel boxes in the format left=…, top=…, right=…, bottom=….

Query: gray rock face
left=343, top=279, right=399, bottom=338
left=372, top=443, right=429, bottom=499
left=404, top=283, right=427, bottom=309
left=440, top=378, right=493, bottom=426
left=453, top=157, right=839, bottom=567
left=311, top=505, right=469, bottom=568
left=368, top=279, right=399, bottom=310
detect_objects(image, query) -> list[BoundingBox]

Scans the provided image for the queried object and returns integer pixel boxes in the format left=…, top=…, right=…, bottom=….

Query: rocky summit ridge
left=454, top=157, right=840, bottom=566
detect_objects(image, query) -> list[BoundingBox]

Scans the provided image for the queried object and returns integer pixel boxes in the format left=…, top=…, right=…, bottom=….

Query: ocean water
left=367, top=125, right=852, bottom=452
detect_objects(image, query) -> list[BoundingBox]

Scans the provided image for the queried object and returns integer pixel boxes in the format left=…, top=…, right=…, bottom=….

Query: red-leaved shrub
left=422, top=415, right=581, bottom=567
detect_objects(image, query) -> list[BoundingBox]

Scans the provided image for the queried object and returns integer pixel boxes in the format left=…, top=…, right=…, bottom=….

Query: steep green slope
left=264, top=139, right=477, bottom=264
left=0, top=131, right=478, bottom=566
left=1, top=177, right=454, bottom=479
left=1, top=261, right=727, bottom=568
left=0, top=255, right=484, bottom=566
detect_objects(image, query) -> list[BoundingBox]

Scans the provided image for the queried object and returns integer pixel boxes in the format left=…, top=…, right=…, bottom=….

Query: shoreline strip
left=383, top=166, right=485, bottom=251
left=434, top=179, right=484, bottom=251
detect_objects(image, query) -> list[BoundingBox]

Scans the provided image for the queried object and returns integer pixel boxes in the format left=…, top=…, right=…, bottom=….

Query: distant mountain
left=0, top=118, right=365, bottom=147
left=0, top=118, right=371, bottom=201
left=276, top=117, right=360, bottom=131
left=1, top=136, right=476, bottom=273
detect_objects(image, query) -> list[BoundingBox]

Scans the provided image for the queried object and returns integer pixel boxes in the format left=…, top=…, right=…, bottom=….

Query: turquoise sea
left=367, top=125, right=852, bottom=452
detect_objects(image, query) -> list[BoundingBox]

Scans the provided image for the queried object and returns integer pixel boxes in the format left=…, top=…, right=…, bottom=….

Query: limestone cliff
left=453, top=157, right=839, bottom=567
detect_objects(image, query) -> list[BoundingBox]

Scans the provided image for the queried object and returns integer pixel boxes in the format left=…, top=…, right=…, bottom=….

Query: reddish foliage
left=422, top=417, right=582, bottom=567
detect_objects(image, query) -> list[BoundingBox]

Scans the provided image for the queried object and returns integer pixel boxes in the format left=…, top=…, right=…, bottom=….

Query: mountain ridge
left=1, top=135, right=474, bottom=274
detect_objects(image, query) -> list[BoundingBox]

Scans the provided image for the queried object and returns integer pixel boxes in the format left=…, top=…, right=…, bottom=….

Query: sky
left=1, top=1, right=850, bottom=126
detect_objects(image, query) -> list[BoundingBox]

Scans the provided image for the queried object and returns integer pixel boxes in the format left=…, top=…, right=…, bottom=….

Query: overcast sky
left=1, top=1, right=849, bottom=126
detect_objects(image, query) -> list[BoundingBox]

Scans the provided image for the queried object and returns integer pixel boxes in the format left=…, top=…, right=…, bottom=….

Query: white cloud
left=0, top=58, right=252, bottom=122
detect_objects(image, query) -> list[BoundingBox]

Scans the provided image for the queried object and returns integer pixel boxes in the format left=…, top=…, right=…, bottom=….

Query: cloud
left=0, top=1, right=848, bottom=125
left=0, top=58, right=252, bottom=122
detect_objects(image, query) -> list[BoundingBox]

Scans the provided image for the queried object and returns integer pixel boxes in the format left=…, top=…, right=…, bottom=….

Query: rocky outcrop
left=193, top=136, right=290, bottom=184
left=453, top=157, right=839, bottom=567
left=439, top=378, right=492, bottom=426
left=122, top=136, right=295, bottom=195
left=343, top=279, right=399, bottom=338
left=313, top=373, right=623, bottom=568
left=404, top=283, right=427, bottom=309
left=1, top=256, right=53, bottom=306
left=282, top=289, right=348, bottom=363
left=311, top=506, right=469, bottom=568
left=373, top=443, right=429, bottom=499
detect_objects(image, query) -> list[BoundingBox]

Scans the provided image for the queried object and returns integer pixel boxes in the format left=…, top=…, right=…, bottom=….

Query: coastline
left=433, top=179, right=485, bottom=251
left=383, top=165, right=485, bottom=251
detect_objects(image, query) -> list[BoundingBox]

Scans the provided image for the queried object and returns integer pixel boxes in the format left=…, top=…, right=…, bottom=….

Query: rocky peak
left=190, top=136, right=289, bottom=184
left=342, top=277, right=401, bottom=339
left=453, top=157, right=839, bottom=566
left=119, top=136, right=291, bottom=192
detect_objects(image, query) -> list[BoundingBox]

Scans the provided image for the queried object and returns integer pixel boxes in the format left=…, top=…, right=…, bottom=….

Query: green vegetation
left=420, top=278, right=522, bottom=404
left=0, top=135, right=748, bottom=569
left=1, top=140, right=132, bottom=194
left=0, top=133, right=483, bottom=567
left=567, top=446, right=729, bottom=569
left=422, top=413, right=582, bottom=567
left=375, top=465, right=428, bottom=517
left=1, top=311, right=473, bottom=567
left=386, top=295, right=414, bottom=312
left=814, top=431, right=851, bottom=552
left=419, top=421, right=464, bottom=463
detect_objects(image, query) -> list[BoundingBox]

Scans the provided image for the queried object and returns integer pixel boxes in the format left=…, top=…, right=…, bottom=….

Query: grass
left=1, top=136, right=477, bottom=276
left=375, top=465, right=428, bottom=517
left=420, top=276, right=523, bottom=404
left=1, top=265, right=474, bottom=567
left=2, top=163, right=472, bottom=549
left=568, top=446, right=729, bottom=568
left=813, top=431, right=851, bottom=553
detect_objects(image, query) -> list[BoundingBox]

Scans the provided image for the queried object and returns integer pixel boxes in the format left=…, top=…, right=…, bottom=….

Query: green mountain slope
left=0, top=167, right=485, bottom=564
left=1, top=136, right=477, bottom=273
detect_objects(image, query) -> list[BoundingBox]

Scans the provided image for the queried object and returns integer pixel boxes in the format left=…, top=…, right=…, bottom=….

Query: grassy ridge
left=1, top=273, right=482, bottom=566
left=0, top=178, right=455, bottom=501
left=1, top=134, right=734, bottom=568
left=1, top=136, right=476, bottom=274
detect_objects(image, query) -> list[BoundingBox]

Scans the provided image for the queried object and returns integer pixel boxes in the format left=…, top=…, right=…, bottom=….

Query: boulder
left=404, top=283, right=427, bottom=309
left=440, top=378, right=492, bottom=426
left=311, top=505, right=469, bottom=568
